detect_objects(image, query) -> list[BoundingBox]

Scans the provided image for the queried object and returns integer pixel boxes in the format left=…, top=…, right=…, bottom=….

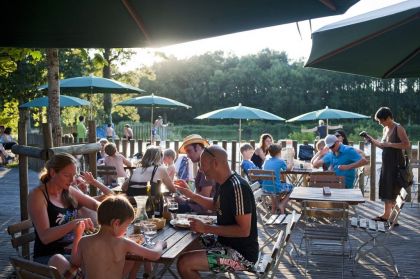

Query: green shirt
left=76, top=122, right=87, bottom=140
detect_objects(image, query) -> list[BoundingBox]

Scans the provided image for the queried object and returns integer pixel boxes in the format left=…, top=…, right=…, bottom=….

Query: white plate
left=170, top=219, right=190, bottom=228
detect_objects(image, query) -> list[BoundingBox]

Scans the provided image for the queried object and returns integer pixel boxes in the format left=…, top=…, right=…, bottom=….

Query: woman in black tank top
left=28, top=153, right=100, bottom=264
left=251, top=133, right=273, bottom=168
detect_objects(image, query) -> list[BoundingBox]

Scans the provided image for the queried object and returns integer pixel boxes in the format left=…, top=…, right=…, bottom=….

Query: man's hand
left=337, top=165, right=350, bottom=171
left=189, top=218, right=207, bottom=234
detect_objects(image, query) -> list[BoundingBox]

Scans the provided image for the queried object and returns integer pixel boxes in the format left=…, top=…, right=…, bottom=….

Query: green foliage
left=0, top=99, right=19, bottom=135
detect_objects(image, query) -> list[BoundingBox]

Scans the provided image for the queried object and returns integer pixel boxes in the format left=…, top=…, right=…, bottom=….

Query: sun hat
left=325, top=134, right=338, bottom=148
left=178, top=134, right=209, bottom=153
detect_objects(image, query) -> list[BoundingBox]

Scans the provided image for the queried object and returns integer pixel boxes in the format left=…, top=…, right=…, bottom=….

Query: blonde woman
left=122, top=145, right=176, bottom=195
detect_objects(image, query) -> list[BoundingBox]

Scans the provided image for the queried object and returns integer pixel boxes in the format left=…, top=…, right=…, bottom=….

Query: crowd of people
left=15, top=106, right=409, bottom=278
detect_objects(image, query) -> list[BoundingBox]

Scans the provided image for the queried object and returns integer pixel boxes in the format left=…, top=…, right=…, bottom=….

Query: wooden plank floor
left=0, top=167, right=419, bottom=278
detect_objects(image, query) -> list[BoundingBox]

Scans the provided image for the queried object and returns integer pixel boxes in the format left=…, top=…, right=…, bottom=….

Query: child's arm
left=122, top=155, right=132, bottom=167
left=126, top=239, right=167, bottom=261
left=81, top=171, right=114, bottom=195
left=71, top=221, right=85, bottom=267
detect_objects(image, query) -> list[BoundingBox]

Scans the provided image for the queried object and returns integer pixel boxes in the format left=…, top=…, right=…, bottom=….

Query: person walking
left=76, top=116, right=87, bottom=142
left=364, top=107, right=410, bottom=221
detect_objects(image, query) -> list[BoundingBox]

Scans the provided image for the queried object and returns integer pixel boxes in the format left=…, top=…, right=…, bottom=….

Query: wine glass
left=142, top=222, right=157, bottom=247
left=168, top=201, right=178, bottom=220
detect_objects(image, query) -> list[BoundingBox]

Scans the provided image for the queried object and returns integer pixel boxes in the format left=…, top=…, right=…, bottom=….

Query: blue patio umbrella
left=287, top=106, right=369, bottom=136
left=195, top=103, right=285, bottom=144
left=20, top=95, right=90, bottom=108
left=38, top=75, right=145, bottom=94
left=117, top=94, right=191, bottom=140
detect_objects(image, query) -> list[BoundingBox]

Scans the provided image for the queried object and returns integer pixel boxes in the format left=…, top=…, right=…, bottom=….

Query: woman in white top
left=123, top=145, right=176, bottom=195
left=104, top=143, right=132, bottom=184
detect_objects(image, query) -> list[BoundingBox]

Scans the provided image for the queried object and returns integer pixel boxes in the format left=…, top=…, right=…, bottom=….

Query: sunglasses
left=334, top=134, right=342, bottom=138
left=203, top=147, right=216, bottom=158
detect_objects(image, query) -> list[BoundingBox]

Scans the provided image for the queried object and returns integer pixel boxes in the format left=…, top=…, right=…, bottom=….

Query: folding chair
left=351, top=188, right=407, bottom=277
left=409, top=159, right=419, bottom=207
left=6, top=219, right=35, bottom=260
left=302, top=201, right=349, bottom=278
left=10, top=256, right=62, bottom=279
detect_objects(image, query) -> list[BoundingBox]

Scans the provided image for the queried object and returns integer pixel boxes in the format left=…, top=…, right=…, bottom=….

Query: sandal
left=371, top=216, right=387, bottom=222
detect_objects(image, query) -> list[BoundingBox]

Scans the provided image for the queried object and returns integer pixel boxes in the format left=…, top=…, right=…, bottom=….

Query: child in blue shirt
left=262, top=144, right=293, bottom=214
left=240, top=144, right=259, bottom=180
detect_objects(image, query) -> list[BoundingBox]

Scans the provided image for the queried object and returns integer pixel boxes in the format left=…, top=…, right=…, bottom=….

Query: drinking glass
left=142, top=222, right=157, bottom=247
left=168, top=201, right=179, bottom=220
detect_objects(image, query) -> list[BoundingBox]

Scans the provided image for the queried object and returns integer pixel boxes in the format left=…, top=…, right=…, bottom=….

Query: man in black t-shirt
left=175, top=145, right=258, bottom=278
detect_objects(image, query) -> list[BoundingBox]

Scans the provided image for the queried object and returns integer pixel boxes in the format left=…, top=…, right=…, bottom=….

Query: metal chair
left=351, top=188, right=407, bottom=277
left=10, top=256, right=62, bottom=279
left=409, top=159, right=419, bottom=207
left=302, top=200, right=349, bottom=278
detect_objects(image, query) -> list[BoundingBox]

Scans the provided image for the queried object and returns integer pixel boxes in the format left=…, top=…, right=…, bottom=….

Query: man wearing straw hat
left=176, top=134, right=217, bottom=214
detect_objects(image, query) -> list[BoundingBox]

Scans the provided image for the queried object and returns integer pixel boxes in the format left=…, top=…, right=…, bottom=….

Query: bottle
left=153, top=180, right=164, bottom=218
left=145, top=181, right=154, bottom=218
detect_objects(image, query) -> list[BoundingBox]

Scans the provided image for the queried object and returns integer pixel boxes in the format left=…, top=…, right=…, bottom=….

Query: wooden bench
left=6, top=219, right=35, bottom=260
left=10, top=256, right=62, bottom=279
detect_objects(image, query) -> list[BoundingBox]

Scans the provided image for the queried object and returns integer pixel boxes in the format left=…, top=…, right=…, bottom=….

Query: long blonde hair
left=140, top=146, right=162, bottom=169
left=39, top=153, right=78, bottom=208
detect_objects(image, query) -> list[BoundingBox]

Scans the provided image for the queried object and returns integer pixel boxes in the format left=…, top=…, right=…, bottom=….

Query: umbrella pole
left=239, top=119, right=242, bottom=164
left=150, top=106, right=154, bottom=144
left=326, top=118, right=329, bottom=134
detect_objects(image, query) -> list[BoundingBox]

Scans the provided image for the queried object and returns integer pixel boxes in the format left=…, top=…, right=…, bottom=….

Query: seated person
left=175, top=134, right=217, bottom=214
left=96, top=138, right=108, bottom=163
left=240, top=143, right=258, bottom=178
left=122, top=145, right=176, bottom=195
left=262, top=144, right=294, bottom=214
left=175, top=146, right=258, bottom=277
left=312, top=135, right=368, bottom=189
left=311, top=139, right=329, bottom=170
left=251, top=133, right=273, bottom=168
left=1, top=127, right=17, bottom=150
left=49, top=195, right=166, bottom=279
left=104, top=143, right=132, bottom=184
left=163, top=148, right=177, bottom=181
left=28, top=153, right=98, bottom=265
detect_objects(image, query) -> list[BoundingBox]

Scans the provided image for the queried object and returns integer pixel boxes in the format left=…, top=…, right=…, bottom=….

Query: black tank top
left=33, top=184, right=78, bottom=258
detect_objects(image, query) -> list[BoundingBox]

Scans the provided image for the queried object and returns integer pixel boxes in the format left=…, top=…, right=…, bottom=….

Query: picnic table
left=289, top=187, right=365, bottom=205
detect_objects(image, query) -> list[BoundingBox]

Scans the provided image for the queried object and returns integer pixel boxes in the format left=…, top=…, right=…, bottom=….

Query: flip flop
left=371, top=216, right=387, bottom=222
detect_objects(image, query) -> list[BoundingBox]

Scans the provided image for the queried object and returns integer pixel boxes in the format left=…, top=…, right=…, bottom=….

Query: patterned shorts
left=201, top=234, right=255, bottom=273
left=64, top=266, right=84, bottom=279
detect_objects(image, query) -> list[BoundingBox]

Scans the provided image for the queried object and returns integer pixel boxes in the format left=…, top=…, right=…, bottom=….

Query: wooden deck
left=0, top=167, right=419, bottom=278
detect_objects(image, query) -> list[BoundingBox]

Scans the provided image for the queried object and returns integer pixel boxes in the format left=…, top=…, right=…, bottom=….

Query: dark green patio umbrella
left=305, top=0, right=420, bottom=78
left=0, top=0, right=359, bottom=48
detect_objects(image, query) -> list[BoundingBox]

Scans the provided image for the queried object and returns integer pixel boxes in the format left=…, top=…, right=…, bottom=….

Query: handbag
left=298, top=144, right=314, bottom=161
left=397, top=154, right=413, bottom=189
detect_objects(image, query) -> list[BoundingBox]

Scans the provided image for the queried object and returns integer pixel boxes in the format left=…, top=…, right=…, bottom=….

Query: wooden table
left=126, top=225, right=200, bottom=278
left=283, top=169, right=334, bottom=187
left=289, top=187, right=365, bottom=205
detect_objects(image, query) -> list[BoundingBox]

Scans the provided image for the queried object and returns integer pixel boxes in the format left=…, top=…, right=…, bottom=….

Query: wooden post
left=213, top=141, right=218, bottom=146
left=359, top=141, right=365, bottom=194
left=222, top=140, right=227, bottom=151
left=18, top=109, right=29, bottom=257
left=122, top=139, right=128, bottom=157
left=88, top=120, right=97, bottom=196
left=174, top=141, right=179, bottom=154
left=250, top=140, right=255, bottom=149
left=138, top=140, right=143, bottom=156
left=114, top=139, right=120, bottom=152
left=418, top=141, right=420, bottom=203
left=43, top=123, right=53, bottom=151
left=231, top=140, right=237, bottom=171
left=280, top=140, right=286, bottom=148
left=303, top=140, right=308, bottom=145
left=165, top=141, right=170, bottom=149
left=129, top=139, right=135, bottom=157
left=370, top=143, right=376, bottom=201
left=156, top=140, right=160, bottom=146
left=292, top=140, right=298, bottom=159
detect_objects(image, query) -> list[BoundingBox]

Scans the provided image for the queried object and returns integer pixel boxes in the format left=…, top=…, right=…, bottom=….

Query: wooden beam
left=47, top=143, right=101, bottom=158
left=11, top=145, right=47, bottom=160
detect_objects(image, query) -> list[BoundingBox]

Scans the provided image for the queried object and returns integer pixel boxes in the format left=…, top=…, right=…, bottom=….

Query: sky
left=120, top=0, right=405, bottom=72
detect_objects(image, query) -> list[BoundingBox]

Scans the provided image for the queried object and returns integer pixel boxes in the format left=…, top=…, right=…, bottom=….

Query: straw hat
left=178, top=134, right=209, bottom=153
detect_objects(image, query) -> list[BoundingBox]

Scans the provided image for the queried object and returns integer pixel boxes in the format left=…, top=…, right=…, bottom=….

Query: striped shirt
left=213, top=172, right=259, bottom=263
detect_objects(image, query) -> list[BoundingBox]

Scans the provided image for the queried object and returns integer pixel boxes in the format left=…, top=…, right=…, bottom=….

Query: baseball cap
left=325, top=135, right=338, bottom=148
